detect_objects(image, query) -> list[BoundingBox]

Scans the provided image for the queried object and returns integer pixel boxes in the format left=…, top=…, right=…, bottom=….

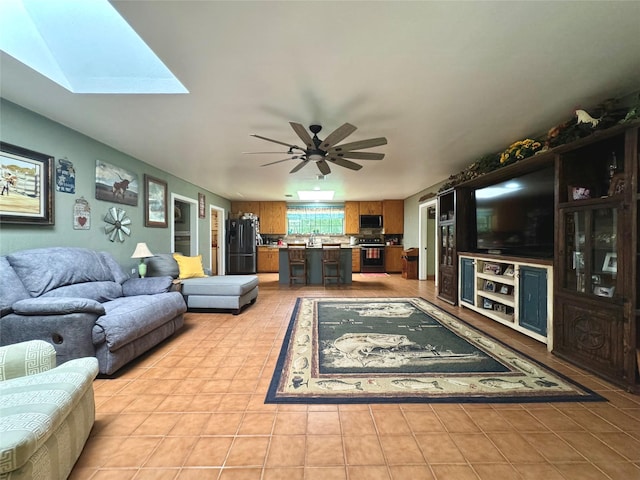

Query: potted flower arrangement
left=499, top=138, right=542, bottom=166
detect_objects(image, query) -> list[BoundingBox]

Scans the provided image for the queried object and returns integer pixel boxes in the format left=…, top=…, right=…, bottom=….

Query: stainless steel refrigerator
left=226, top=218, right=257, bottom=274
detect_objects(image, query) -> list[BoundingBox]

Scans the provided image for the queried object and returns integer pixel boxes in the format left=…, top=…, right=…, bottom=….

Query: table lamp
left=131, top=242, right=154, bottom=278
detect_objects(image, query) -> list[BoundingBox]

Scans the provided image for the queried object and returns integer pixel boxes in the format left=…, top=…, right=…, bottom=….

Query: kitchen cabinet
left=352, top=247, right=361, bottom=272
left=257, top=246, right=279, bottom=272
left=260, top=201, right=287, bottom=234
left=344, top=201, right=360, bottom=234
left=385, top=246, right=404, bottom=273
left=382, top=200, right=404, bottom=234
left=359, top=201, right=382, bottom=215
left=230, top=201, right=260, bottom=216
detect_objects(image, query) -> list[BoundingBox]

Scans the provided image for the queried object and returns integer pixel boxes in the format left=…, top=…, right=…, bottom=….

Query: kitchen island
left=277, top=247, right=353, bottom=284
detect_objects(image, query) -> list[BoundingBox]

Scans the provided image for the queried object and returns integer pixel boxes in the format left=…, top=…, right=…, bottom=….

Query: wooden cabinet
left=385, top=246, right=403, bottom=273
left=553, top=125, right=639, bottom=390
left=383, top=200, right=404, bottom=234
left=257, top=246, right=279, bottom=272
left=352, top=247, right=361, bottom=272
left=437, top=188, right=471, bottom=304
left=260, top=201, right=287, bottom=234
left=344, top=201, right=360, bottom=234
left=230, top=201, right=260, bottom=216
left=459, top=254, right=552, bottom=347
left=359, top=201, right=382, bottom=215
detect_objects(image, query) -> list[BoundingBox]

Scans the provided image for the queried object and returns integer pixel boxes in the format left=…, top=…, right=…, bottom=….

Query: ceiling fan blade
left=250, top=134, right=299, bottom=149
left=320, top=123, right=357, bottom=150
left=335, top=151, right=385, bottom=160
left=242, top=151, right=291, bottom=154
left=316, top=159, right=331, bottom=175
left=261, top=157, right=299, bottom=167
left=290, top=160, right=309, bottom=173
left=327, top=157, right=363, bottom=171
left=326, top=137, right=387, bottom=152
left=289, top=122, right=315, bottom=149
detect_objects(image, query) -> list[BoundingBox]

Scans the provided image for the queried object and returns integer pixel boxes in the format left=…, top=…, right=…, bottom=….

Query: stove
left=358, top=237, right=385, bottom=272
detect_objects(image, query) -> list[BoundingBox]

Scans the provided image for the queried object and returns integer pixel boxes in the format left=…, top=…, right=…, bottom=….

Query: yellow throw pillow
left=173, top=253, right=206, bottom=279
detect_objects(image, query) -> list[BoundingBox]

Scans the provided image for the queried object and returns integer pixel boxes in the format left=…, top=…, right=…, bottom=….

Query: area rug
left=265, top=297, right=605, bottom=404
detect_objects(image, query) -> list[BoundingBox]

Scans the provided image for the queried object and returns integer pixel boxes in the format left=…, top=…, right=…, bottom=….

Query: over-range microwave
left=359, top=215, right=383, bottom=229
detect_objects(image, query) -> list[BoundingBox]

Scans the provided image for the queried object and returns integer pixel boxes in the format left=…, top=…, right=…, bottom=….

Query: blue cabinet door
left=519, top=266, right=547, bottom=336
left=460, top=258, right=475, bottom=305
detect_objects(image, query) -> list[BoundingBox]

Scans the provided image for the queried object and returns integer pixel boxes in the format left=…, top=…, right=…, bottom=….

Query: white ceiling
left=2, top=1, right=639, bottom=202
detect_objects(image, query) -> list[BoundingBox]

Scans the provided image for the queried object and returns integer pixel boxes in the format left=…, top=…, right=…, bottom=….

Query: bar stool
left=287, top=244, right=307, bottom=285
left=321, top=243, right=341, bottom=286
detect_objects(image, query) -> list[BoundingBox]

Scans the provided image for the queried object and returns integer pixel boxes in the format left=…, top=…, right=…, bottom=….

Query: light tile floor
left=71, top=274, right=640, bottom=480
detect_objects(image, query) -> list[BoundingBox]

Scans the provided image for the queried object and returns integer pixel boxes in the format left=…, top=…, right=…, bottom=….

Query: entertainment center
left=437, top=122, right=640, bottom=391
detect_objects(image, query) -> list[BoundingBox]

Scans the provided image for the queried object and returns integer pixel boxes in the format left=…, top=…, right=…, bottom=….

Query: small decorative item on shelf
left=602, top=252, right=617, bottom=273
left=503, top=265, right=515, bottom=276
left=483, top=262, right=501, bottom=275
left=608, top=173, right=625, bottom=196
left=484, top=280, right=495, bottom=292
left=499, top=138, right=542, bottom=166
left=499, top=285, right=511, bottom=295
left=569, top=186, right=591, bottom=201
left=483, top=298, right=494, bottom=309
left=594, top=285, right=615, bottom=298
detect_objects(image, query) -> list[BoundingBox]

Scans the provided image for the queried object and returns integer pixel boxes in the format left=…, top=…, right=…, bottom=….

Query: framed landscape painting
left=144, top=174, right=168, bottom=227
left=0, top=142, right=55, bottom=225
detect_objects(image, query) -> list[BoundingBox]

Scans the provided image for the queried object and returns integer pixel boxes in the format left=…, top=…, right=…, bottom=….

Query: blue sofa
left=0, top=247, right=187, bottom=375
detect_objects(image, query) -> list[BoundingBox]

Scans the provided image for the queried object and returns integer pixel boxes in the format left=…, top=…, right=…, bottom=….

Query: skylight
left=0, top=0, right=188, bottom=94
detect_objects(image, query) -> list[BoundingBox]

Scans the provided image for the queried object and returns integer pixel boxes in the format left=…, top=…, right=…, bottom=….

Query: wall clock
left=104, top=206, right=131, bottom=242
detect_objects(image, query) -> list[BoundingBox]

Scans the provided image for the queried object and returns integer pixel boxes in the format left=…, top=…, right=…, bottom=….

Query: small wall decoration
left=144, top=175, right=168, bottom=228
left=95, top=160, right=138, bottom=206
left=0, top=142, right=54, bottom=225
left=602, top=252, right=617, bottom=273
left=103, top=206, right=131, bottom=242
left=73, top=197, right=91, bottom=230
left=56, top=157, right=76, bottom=194
left=198, top=192, right=206, bottom=218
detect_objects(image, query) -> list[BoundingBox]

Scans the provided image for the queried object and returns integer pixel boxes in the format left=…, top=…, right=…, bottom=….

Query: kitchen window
left=287, top=205, right=344, bottom=235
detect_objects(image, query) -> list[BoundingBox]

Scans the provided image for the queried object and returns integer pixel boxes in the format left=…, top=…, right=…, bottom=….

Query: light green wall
left=0, top=99, right=230, bottom=270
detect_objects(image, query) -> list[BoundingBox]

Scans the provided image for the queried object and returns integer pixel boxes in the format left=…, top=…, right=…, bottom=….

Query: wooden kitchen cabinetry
left=230, top=201, right=260, bottom=216
left=385, top=246, right=404, bottom=273
left=383, top=200, right=404, bottom=234
left=259, top=201, right=287, bottom=234
left=352, top=247, right=361, bottom=272
left=344, top=201, right=360, bottom=234
left=359, top=201, right=382, bottom=215
left=257, top=246, right=279, bottom=272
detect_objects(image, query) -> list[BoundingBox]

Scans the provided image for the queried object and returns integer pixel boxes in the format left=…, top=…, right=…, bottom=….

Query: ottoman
left=181, top=275, right=259, bottom=314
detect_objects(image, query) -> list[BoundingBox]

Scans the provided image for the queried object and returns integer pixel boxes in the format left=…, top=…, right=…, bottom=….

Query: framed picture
left=0, top=142, right=55, bottom=225
left=569, top=185, right=591, bottom=200
left=198, top=192, right=206, bottom=219
left=144, top=175, right=168, bottom=227
left=483, top=298, right=494, bottom=309
left=483, top=262, right=501, bottom=275
left=499, top=285, right=511, bottom=295
left=484, top=280, right=496, bottom=292
left=95, top=160, right=138, bottom=206
left=608, top=173, right=625, bottom=196
left=602, top=252, right=617, bottom=273
left=594, top=285, right=615, bottom=298
left=503, top=265, right=515, bottom=276
left=573, top=251, right=585, bottom=270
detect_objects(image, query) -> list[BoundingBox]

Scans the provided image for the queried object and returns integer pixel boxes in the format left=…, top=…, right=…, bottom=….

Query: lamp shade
left=131, top=242, right=153, bottom=259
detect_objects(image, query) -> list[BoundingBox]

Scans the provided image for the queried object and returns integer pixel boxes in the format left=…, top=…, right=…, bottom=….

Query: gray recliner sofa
left=0, top=247, right=187, bottom=375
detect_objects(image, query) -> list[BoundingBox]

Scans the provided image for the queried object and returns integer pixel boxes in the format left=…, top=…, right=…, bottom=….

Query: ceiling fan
left=247, top=122, right=387, bottom=175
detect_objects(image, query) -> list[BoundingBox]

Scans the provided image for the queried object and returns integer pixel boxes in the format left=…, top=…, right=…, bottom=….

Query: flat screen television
left=474, top=166, right=554, bottom=259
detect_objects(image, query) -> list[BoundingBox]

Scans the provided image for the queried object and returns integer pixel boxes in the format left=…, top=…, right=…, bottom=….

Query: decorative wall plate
left=104, top=206, right=131, bottom=242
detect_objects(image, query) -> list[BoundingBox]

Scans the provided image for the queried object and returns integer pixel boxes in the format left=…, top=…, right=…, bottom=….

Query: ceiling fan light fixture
left=297, top=190, right=334, bottom=201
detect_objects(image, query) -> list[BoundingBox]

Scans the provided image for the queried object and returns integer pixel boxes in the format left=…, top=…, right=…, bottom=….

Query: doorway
left=418, top=198, right=438, bottom=282
left=171, top=193, right=198, bottom=256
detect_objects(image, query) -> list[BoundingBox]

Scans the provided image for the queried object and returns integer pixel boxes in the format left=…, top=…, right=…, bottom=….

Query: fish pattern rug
left=265, top=297, right=604, bottom=403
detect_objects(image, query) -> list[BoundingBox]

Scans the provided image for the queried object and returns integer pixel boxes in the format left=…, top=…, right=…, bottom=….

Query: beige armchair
left=0, top=340, right=98, bottom=480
